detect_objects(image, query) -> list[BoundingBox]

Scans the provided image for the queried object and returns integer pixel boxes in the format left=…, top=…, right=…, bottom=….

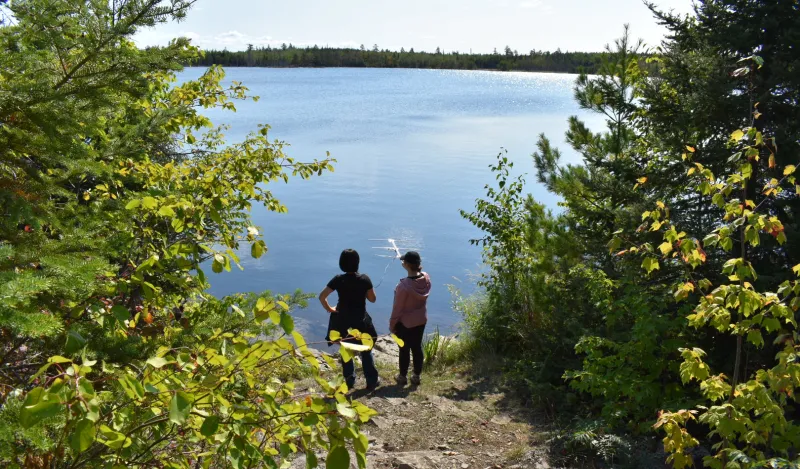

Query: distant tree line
left=191, top=43, right=607, bottom=74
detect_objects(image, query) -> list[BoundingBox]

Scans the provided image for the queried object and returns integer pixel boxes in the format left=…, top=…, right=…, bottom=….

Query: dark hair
left=401, top=251, right=422, bottom=272
left=339, top=249, right=360, bottom=273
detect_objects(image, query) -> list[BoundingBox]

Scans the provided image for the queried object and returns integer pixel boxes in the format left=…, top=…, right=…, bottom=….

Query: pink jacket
left=389, top=272, right=431, bottom=331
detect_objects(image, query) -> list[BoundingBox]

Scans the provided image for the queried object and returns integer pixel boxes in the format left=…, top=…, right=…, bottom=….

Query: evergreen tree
left=0, top=1, right=374, bottom=467
left=461, top=2, right=800, bottom=465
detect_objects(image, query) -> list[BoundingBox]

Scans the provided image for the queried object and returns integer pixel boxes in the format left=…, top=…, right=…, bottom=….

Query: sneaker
left=395, top=374, right=408, bottom=386
left=410, top=374, right=421, bottom=386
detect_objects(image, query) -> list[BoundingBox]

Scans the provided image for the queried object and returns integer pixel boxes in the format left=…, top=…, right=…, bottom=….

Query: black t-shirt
left=327, top=273, right=373, bottom=315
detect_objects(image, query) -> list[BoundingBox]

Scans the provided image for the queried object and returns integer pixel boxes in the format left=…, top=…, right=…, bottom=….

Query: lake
left=175, top=67, right=601, bottom=342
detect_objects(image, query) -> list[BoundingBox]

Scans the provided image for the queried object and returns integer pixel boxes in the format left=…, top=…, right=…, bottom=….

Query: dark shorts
left=325, top=311, right=378, bottom=346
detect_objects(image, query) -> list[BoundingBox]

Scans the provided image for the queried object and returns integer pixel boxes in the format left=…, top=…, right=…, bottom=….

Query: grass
left=422, top=327, right=481, bottom=371
left=422, top=326, right=452, bottom=369
left=504, top=443, right=528, bottom=463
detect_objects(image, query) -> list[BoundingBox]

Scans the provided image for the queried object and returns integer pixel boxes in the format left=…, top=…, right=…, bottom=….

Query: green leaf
left=326, top=446, right=350, bottom=469
left=356, top=452, right=367, bottom=469
left=146, top=356, right=171, bottom=368
left=200, top=415, right=220, bottom=437
left=280, top=312, right=294, bottom=334
left=78, top=379, right=94, bottom=398
left=336, top=403, right=356, bottom=419
left=747, top=330, right=764, bottom=347
left=48, top=355, right=72, bottom=364
left=99, top=425, right=130, bottom=449
left=642, top=257, right=660, bottom=274
left=171, top=217, right=185, bottom=233
left=255, top=297, right=271, bottom=312
left=251, top=240, right=266, bottom=259
left=329, top=330, right=341, bottom=341
left=158, top=206, right=175, bottom=217
left=19, top=387, right=61, bottom=429
left=169, top=391, right=193, bottom=425
left=269, top=310, right=281, bottom=325
left=125, top=199, right=141, bottom=210
left=142, top=196, right=158, bottom=209
left=119, top=374, right=145, bottom=400
left=763, top=317, right=781, bottom=332
left=354, top=433, right=369, bottom=454
left=64, top=330, right=87, bottom=355
left=110, top=305, right=129, bottom=322
left=70, top=419, right=96, bottom=453
left=741, top=162, right=752, bottom=179
left=306, top=451, right=318, bottom=469
left=340, top=345, right=353, bottom=363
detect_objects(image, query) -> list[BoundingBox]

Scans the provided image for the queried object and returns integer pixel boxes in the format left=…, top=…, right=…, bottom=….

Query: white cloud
left=518, top=0, right=553, bottom=11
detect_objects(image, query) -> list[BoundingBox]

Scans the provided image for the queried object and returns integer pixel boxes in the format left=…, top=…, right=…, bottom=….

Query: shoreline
left=184, top=64, right=588, bottom=75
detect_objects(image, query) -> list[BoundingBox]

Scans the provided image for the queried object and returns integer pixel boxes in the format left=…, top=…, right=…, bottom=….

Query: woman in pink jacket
left=389, top=251, right=431, bottom=386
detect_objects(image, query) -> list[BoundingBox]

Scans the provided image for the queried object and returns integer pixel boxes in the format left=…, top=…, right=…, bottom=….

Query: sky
left=135, top=0, right=695, bottom=54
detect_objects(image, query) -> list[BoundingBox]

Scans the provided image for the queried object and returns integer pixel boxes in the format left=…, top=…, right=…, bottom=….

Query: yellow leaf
left=686, top=145, right=696, bottom=153
left=656, top=201, right=665, bottom=209
left=637, top=177, right=647, bottom=184
left=785, top=165, right=796, bottom=176
left=769, top=154, right=776, bottom=168
left=340, top=346, right=353, bottom=363
left=390, top=334, right=405, bottom=347
left=341, top=342, right=370, bottom=352
left=731, top=129, right=744, bottom=141
left=329, top=330, right=341, bottom=341
left=658, top=242, right=673, bottom=255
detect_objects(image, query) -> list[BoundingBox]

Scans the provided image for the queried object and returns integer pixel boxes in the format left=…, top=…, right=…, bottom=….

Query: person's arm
left=389, top=285, right=406, bottom=332
left=362, top=274, right=376, bottom=303
left=319, top=287, right=336, bottom=313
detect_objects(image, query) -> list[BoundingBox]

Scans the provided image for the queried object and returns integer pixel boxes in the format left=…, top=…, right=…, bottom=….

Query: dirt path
left=295, top=338, right=552, bottom=469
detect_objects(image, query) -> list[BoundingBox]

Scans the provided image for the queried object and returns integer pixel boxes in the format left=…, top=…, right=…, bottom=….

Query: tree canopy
left=0, top=1, right=376, bottom=467
left=461, top=2, right=800, bottom=467
left=193, top=45, right=609, bottom=74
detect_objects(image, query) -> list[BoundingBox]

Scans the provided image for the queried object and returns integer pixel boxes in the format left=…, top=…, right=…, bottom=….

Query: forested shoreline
left=191, top=45, right=608, bottom=74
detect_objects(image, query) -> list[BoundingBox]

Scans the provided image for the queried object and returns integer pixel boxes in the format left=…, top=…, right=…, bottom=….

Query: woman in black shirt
left=319, top=249, right=380, bottom=390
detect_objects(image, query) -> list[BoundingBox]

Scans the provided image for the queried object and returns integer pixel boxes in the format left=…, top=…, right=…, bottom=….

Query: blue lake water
left=175, top=67, right=601, bottom=341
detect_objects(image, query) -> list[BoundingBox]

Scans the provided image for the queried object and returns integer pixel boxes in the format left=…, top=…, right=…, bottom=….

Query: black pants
left=395, top=323, right=425, bottom=376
